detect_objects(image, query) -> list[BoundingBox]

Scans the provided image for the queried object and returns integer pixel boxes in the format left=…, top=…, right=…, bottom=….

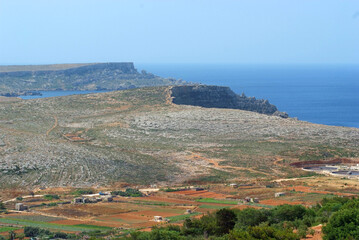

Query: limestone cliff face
left=171, top=85, right=288, bottom=117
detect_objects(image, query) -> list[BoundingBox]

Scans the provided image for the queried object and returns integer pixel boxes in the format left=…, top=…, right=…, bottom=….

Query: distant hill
left=0, top=62, right=185, bottom=96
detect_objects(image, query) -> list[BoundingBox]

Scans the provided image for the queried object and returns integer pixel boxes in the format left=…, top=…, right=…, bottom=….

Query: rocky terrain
left=171, top=85, right=288, bottom=117
left=0, top=86, right=358, bottom=188
left=0, top=62, right=185, bottom=96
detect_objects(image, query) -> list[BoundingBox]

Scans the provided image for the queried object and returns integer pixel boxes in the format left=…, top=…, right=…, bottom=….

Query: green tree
left=236, top=208, right=269, bottom=228
left=24, top=226, right=40, bottom=237
left=323, top=208, right=359, bottom=240
left=269, top=205, right=307, bottom=224
left=216, top=209, right=237, bottom=235
left=228, top=226, right=299, bottom=240
left=8, top=231, right=16, bottom=240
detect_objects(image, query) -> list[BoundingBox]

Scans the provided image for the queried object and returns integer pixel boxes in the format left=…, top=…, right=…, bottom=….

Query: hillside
left=0, top=62, right=185, bottom=96
left=0, top=86, right=358, bottom=188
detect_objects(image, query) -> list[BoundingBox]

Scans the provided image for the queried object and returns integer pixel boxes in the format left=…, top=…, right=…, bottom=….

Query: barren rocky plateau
left=0, top=86, right=358, bottom=188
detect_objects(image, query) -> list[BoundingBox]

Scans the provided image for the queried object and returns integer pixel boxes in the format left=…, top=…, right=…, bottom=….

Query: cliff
left=171, top=85, right=288, bottom=117
left=0, top=62, right=184, bottom=96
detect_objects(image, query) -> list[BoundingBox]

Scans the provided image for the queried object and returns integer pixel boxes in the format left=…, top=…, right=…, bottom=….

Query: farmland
left=1, top=175, right=358, bottom=239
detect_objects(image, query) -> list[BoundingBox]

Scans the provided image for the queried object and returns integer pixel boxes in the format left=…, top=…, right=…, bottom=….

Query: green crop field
left=0, top=226, right=19, bottom=233
left=0, top=218, right=112, bottom=232
left=167, top=212, right=202, bottom=222
left=199, top=205, right=230, bottom=209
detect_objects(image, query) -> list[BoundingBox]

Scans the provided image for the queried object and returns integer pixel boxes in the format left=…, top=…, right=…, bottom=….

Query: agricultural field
left=1, top=175, right=357, bottom=239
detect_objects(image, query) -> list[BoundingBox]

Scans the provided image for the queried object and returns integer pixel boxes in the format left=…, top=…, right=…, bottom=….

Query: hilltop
left=0, top=86, right=358, bottom=188
left=0, top=62, right=185, bottom=96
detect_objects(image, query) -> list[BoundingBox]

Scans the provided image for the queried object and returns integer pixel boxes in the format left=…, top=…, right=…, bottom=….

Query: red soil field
left=260, top=199, right=304, bottom=206
left=289, top=186, right=354, bottom=196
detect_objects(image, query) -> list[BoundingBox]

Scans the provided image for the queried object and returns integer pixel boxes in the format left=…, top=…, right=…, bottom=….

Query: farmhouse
left=275, top=192, right=286, bottom=198
left=154, top=216, right=163, bottom=222
left=15, top=203, right=28, bottom=211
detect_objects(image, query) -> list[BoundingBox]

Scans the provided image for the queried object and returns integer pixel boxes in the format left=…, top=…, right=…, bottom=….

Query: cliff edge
left=171, top=85, right=288, bottom=118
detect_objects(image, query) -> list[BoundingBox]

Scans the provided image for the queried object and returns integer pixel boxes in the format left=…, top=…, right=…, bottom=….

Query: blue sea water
left=18, top=64, right=359, bottom=128
left=137, top=64, right=359, bottom=128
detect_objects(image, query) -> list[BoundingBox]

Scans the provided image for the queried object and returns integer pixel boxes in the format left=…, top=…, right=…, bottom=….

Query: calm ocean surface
left=19, top=64, right=359, bottom=128
left=138, top=64, right=359, bottom=128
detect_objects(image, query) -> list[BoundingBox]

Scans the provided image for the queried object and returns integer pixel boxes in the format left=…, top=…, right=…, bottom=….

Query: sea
left=19, top=64, right=359, bottom=129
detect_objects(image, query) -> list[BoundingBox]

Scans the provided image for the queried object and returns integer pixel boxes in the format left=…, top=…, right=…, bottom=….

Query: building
left=275, top=192, right=286, bottom=198
left=15, top=203, right=28, bottom=211
left=154, top=216, right=163, bottom=222
left=185, top=209, right=192, bottom=214
left=102, top=196, right=113, bottom=202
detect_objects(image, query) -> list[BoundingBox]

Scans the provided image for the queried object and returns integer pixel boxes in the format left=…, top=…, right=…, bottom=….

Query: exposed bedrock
left=171, top=85, right=288, bottom=118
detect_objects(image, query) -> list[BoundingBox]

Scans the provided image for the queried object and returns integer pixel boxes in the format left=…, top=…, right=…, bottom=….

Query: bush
left=24, top=226, right=50, bottom=237
left=111, top=188, right=143, bottom=197
left=72, top=189, right=93, bottom=195
left=229, top=226, right=300, bottom=240
left=24, top=226, right=40, bottom=237
left=54, top=232, right=69, bottom=239
left=0, top=201, right=5, bottom=210
left=44, top=194, right=60, bottom=200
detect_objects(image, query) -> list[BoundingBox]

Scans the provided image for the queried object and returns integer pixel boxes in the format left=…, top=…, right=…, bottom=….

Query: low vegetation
left=111, top=188, right=143, bottom=197
left=121, top=197, right=359, bottom=240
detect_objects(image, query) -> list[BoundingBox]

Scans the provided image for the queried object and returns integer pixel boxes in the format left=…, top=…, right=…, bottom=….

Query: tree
left=8, top=231, right=16, bottom=240
left=236, top=208, right=269, bottom=228
left=215, top=208, right=237, bottom=235
left=270, top=205, right=307, bottom=224
left=0, top=201, right=5, bottom=210
left=228, top=226, right=299, bottom=240
left=24, top=226, right=40, bottom=237
left=323, top=208, right=359, bottom=240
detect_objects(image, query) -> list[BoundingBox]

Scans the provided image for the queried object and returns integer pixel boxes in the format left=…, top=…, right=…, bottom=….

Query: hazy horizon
left=1, top=0, right=358, bottom=65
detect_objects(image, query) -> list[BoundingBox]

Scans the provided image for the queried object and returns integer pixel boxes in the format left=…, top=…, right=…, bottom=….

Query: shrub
left=44, top=194, right=60, bottom=200
left=0, top=202, right=5, bottom=210
left=111, top=188, right=143, bottom=197
left=24, top=226, right=40, bottom=237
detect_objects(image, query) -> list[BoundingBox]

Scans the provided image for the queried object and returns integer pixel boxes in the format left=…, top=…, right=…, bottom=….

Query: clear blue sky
left=0, top=0, right=358, bottom=65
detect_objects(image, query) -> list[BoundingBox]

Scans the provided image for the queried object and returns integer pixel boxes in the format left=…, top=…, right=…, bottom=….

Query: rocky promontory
left=171, top=85, right=288, bottom=117
left=0, top=62, right=185, bottom=96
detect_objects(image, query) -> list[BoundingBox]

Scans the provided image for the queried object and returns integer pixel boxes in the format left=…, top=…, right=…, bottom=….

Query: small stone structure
left=275, top=192, right=286, bottom=198
left=154, top=216, right=163, bottom=222
left=15, top=203, right=28, bottom=211
left=102, top=196, right=113, bottom=202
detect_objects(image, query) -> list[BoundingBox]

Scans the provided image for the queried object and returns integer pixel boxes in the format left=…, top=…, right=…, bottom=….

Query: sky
left=0, top=0, right=358, bottom=65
